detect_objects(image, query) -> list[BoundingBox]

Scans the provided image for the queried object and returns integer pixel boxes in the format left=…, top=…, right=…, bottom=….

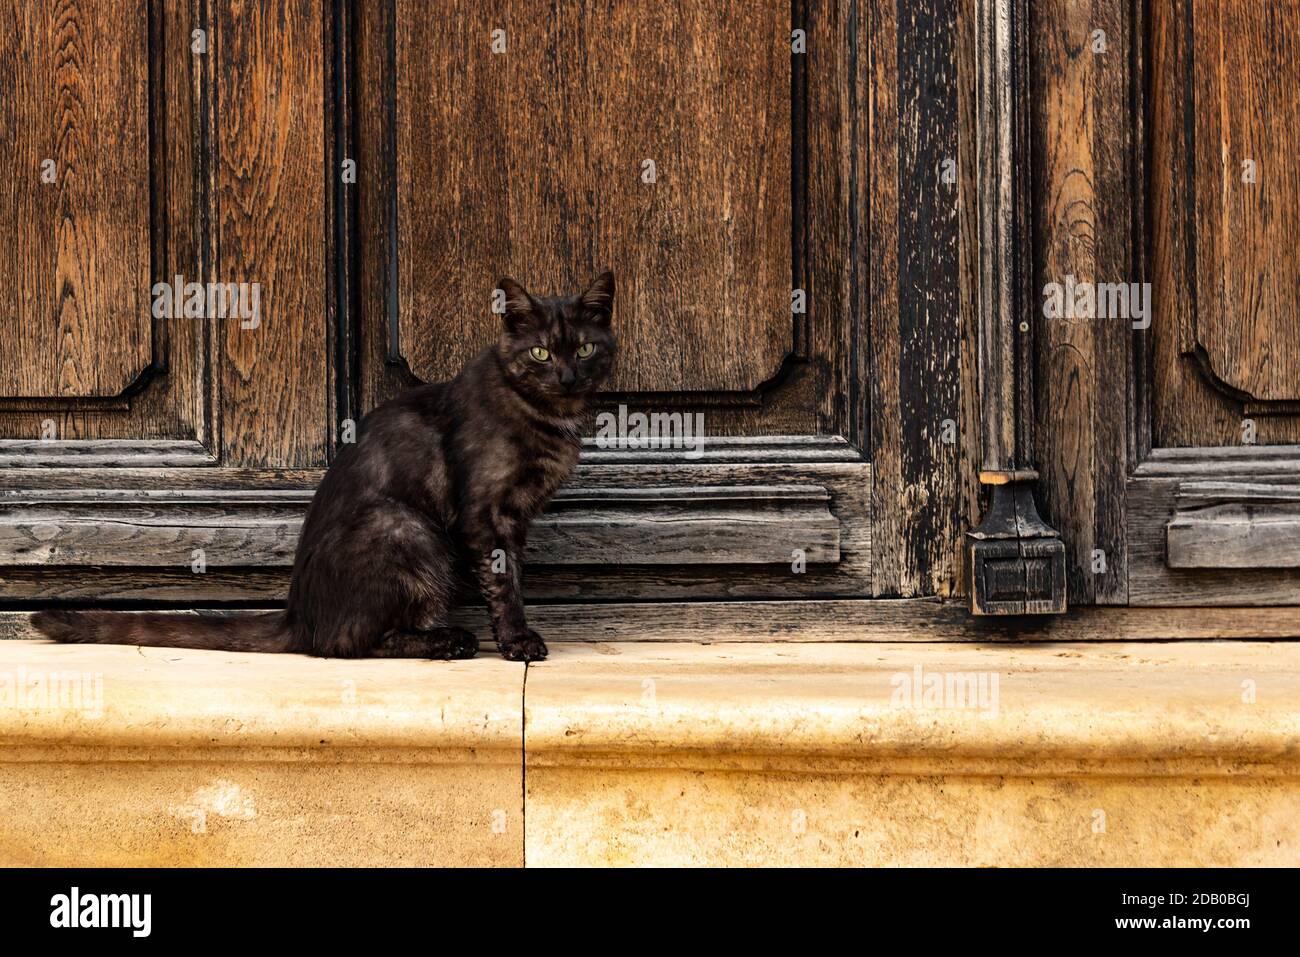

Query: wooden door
left=0, top=0, right=335, bottom=601
left=352, top=0, right=876, bottom=602
left=0, top=1, right=977, bottom=614
left=1134, top=0, right=1300, bottom=603
left=1032, top=0, right=1300, bottom=608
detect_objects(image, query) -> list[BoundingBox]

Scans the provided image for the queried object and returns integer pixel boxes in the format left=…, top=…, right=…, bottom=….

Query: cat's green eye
left=576, top=342, right=596, bottom=359
left=529, top=346, right=551, bottom=362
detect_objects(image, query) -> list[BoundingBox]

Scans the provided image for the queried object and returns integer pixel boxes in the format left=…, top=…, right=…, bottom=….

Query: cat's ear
left=581, top=270, right=615, bottom=325
left=497, top=277, right=539, bottom=333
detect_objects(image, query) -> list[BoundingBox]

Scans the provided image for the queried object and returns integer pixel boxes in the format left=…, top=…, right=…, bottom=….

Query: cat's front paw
left=497, top=628, right=548, bottom=662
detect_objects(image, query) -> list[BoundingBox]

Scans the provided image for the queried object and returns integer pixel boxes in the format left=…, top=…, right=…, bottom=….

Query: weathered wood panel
left=0, top=439, right=213, bottom=468
left=1167, top=479, right=1300, bottom=569
left=215, top=0, right=329, bottom=467
left=0, top=502, right=303, bottom=567
left=1190, top=0, right=1300, bottom=404
left=870, top=0, right=974, bottom=597
left=1129, top=477, right=1300, bottom=605
left=359, top=0, right=832, bottom=443
left=805, top=0, right=870, bottom=452
left=1030, top=0, right=1130, bottom=603
left=1148, top=0, right=1300, bottom=446
left=538, top=485, right=840, bottom=564
left=396, top=0, right=792, bottom=394
left=347, top=0, right=881, bottom=600
left=974, top=0, right=1026, bottom=473
left=1124, top=3, right=1300, bottom=605
left=0, top=568, right=293, bottom=603
left=5, top=602, right=1298, bottom=644
left=955, top=0, right=984, bottom=596
left=0, top=0, right=152, bottom=399
left=0, top=0, right=210, bottom=449
left=360, top=599, right=1300, bottom=642
left=1168, top=504, right=1300, bottom=570
left=1137, top=447, right=1300, bottom=477
left=0, top=482, right=840, bottom=568
left=0, top=453, right=870, bottom=602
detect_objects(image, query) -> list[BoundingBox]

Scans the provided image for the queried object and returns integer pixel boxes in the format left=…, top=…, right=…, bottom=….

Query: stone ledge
left=3, top=638, right=1299, bottom=866
left=0, top=641, right=523, bottom=753
left=0, top=641, right=524, bottom=866
left=524, top=642, right=1300, bottom=772
left=523, top=642, right=1300, bottom=866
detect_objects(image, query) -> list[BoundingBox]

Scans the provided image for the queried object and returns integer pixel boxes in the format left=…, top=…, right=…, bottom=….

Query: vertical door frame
left=966, top=0, right=1067, bottom=615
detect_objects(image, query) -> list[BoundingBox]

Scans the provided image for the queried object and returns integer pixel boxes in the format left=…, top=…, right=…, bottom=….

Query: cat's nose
left=558, top=367, right=577, bottom=389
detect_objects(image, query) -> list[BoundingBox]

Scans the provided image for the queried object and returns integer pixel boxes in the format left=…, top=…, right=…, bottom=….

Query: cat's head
left=495, top=271, right=617, bottom=403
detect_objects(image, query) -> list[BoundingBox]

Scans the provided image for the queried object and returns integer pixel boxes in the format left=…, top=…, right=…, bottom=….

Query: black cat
left=34, top=271, right=617, bottom=662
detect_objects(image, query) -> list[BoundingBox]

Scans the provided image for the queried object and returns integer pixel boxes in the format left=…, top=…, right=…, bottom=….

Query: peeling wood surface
left=870, top=0, right=977, bottom=598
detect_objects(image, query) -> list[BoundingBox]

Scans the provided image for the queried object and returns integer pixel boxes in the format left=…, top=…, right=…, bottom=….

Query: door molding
left=342, top=0, right=878, bottom=605
left=966, top=0, right=1066, bottom=615
left=1123, top=0, right=1300, bottom=604
left=0, top=482, right=841, bottom=569
left=0, top=2, right=212, bottom=463
left=0, top=438, right=870, bottom=604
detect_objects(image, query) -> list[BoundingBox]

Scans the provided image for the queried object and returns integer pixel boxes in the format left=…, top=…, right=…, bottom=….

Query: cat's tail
left=31, top=609, right=294, bottom=654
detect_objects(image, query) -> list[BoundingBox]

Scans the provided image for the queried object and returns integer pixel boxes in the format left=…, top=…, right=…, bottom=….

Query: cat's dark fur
left=34, top=271, right=617, bottom=662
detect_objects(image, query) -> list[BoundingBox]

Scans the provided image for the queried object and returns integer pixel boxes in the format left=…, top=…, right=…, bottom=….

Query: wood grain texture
left=215, top=0, right=329, bottom=466
left=537, top=485, right=841, bottom=564
left=0, top=0, right=152, bottom=398
left=1030, top=0, right=1129, bottom=603
left=0, top=502, right=303, bottom=567
left=1190, top=0, right=1300, bottom=404
left=0, top=456, right=870, bottom=602
left=348, top=0, right=878, bottom=602
left=973, top=0, right=1023, bottom=471
left=356, top=599, right=1300, bottom=641
left=358, top=0, right=863, bottom=445
left=868, top=0, right=902, bottom=594
left=1129, top=475, right=1300, bottom=605
left=804, top=0, right=870, bottom=452
left=0, top=567, right=292, bottom=603
left=1168, top=504, right=1300, bottom=569
left=0, top=438, right=213, bottom=468
left=396, top=0, right=792, bottom=394
left=0, top=481, right=840, bottom=568
left=1166, top=478, right=1300, bottom=569
left=0, top=0, right=211, bottom=447
left=954, top=0, right=984, bottom=599
left=4, top=602, right=1298, bottom=643
left=0, top=466, right=325, bottom=492
left=870, top=0, right=971, bottom=597
left=1149, top=0, right=1300, bottom=446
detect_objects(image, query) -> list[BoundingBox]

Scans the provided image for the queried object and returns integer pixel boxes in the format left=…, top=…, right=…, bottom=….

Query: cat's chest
left=482, top=423, right=581, bottom=502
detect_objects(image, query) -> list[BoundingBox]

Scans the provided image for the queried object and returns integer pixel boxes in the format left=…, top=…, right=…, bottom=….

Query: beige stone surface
left=5, top=638, right=1300, bottom=866
left=0, top=640, right=522, bottom=751
left=0, top=641, right=525, bottom=866
left=528, top=767, right=1300, bottom=867
left=524, top=642, right=1300, bottom=866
